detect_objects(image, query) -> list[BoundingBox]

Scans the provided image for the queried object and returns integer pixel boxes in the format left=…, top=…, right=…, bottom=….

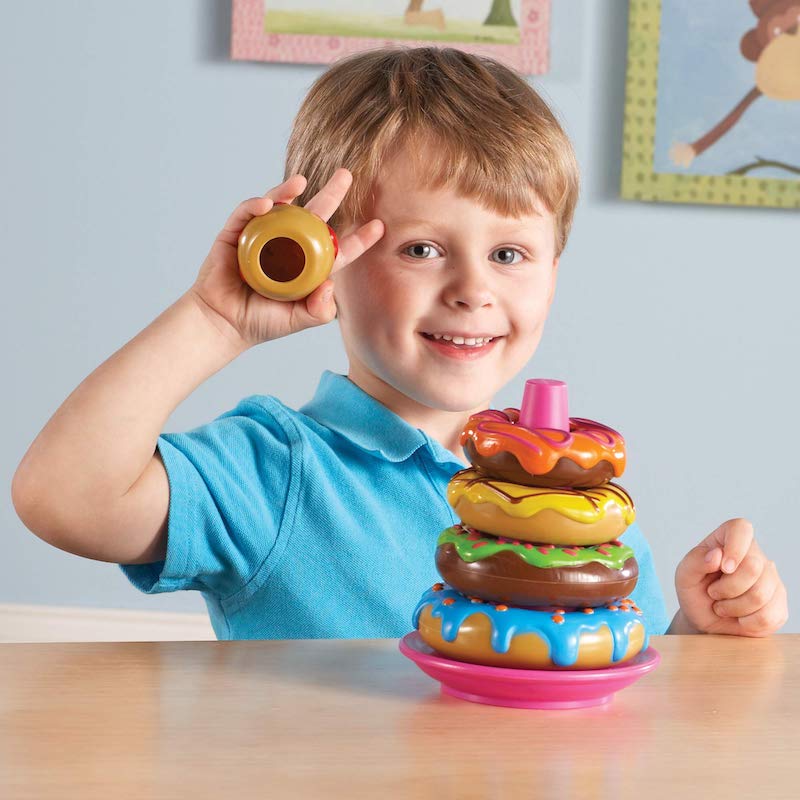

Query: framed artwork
left=231, top=0, right=551, bottom=75
left=621, top=0, right=800, bottom=208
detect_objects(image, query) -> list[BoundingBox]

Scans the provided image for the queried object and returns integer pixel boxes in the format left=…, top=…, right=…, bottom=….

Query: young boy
left=12, top=47, right=787, bottom=640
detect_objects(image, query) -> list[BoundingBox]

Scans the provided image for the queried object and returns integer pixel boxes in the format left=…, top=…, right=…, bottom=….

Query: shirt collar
left=300, top=371, right=466, bottom=467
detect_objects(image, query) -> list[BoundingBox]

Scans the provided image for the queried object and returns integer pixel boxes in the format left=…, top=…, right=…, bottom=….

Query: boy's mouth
left=419, top=331, right=503, bottom=359
left=420, top=332, right=499, bottom=347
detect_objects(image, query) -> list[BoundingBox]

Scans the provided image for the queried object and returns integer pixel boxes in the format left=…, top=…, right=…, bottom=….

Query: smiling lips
left=420, top=331, right=502, bottom=358
left=421, top=332, right=500, bottom=346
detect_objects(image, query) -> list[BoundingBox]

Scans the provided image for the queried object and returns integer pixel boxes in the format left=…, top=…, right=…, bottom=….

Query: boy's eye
left=404, top=243, right=440, bottom=259
left=491, top=247, right=525, bottom=266
left=403, top=243, right=526, bottom=264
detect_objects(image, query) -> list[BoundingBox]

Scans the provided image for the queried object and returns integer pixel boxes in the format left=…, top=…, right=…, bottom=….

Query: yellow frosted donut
left=447, top=468, right=635, bottom=545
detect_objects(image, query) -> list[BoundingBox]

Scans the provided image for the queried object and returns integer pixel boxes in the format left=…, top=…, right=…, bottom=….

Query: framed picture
left=231, top=0, right=551, bottom=75
left=621, top=0, right=800, bottom=208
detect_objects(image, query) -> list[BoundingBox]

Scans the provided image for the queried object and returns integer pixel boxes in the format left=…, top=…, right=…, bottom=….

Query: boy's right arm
left=11, top=169, right=384, bottom=565
left=12, top=293, right=248, bottom=564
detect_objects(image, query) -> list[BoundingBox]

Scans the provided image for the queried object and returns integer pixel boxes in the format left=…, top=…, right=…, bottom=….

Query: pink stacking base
left=399, top=632, right=660, bottom=709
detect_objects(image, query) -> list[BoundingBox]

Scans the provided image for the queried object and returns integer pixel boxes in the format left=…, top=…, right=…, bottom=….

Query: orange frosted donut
left=461, top=408, right=626, bottom=488
left=447, top=468, right=636, bottom=545
left=413, top=584, right=648, bottom=670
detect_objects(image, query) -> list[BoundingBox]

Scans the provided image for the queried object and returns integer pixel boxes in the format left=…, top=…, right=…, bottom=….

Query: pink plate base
left=399, top=631, right=660, bottom=710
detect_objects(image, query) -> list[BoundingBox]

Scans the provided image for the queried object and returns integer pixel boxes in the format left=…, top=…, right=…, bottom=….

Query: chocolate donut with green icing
left=435, top=525, right=638, bottom=608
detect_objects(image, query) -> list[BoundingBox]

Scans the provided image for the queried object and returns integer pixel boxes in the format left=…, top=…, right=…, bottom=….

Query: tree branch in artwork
left=727, top=157, right=800, bottom=177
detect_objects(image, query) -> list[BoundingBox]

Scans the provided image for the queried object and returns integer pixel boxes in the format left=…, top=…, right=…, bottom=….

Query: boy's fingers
left=217, top=175, right=309, bottom=246
left=303, top=168, right=353, bottom=222
left=331, top=218, right=385, bottom=275
left=218, top=196, right=275, bottom=244
left=711, top=561, right=779, bottom=618
left=264, top=173, right=308, bottom=204
left=293, top=279, right=337, bottom=329
left=736, top=580, right=789, bottom=635
left=700, top=518, right=755, bottom=575
left=707, top=551, right=765, bottom=600
left=675, top=543, right=722, bottom=592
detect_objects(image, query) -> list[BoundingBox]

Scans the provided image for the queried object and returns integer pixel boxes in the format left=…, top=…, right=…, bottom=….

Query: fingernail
left=704, top=550, right=715, bottom=563
left=714, top=604, right=727, bottom=617
left=723, top=558, right=736, bottom=573
left=322, top=288, right=333, bottom=302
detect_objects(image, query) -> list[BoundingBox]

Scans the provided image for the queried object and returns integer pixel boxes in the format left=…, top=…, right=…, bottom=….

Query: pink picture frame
left=231, top=0, right=550, bottom=75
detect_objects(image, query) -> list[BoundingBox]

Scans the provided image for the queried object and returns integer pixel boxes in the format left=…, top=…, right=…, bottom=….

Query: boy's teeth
left=430, top=333, right=493, bottom=347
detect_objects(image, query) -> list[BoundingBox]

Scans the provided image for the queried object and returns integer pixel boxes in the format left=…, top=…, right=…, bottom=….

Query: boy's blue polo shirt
left=120, top=371, right=670, bottom=639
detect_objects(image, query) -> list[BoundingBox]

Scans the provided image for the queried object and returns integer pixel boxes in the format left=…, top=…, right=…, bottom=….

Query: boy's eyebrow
left=390, top=217, right=546, bottom=237
left=391, top=218, right=431, bottom=229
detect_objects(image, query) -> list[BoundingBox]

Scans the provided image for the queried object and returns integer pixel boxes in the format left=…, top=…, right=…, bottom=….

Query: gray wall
left=3, top=1, right=796, bottom=631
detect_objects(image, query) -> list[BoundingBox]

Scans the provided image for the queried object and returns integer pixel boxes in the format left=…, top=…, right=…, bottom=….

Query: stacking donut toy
left=411, top=378, right=649, bottom=671
left=237, top=202, right=339, bottom=301
left=414, top=585, right=646, bottom=670
left=462, top=409, right=626, bottom=488
left=447, top=469, right=635, bottom=545
left=435, top=524, right=638, bottom=608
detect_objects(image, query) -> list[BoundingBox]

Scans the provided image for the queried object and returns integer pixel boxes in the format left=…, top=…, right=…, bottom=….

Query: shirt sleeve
left=118, top=398, right=295, bottom=601
left=623, top=520, right=671, bottom=635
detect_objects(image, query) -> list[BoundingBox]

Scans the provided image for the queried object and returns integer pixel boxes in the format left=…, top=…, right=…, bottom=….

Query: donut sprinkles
left=411, top=385, right=648, bottom=670
left=413, top=585, right=648, bottom=667
left=437, top=525, right=634, bottom=568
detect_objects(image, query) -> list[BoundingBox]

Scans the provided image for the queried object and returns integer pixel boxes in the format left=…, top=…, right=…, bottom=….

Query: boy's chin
left=417, top=379, right=496, bottom=414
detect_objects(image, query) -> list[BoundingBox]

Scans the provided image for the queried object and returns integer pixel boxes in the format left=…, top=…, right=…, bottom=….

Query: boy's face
left=333, top=149, right=560, bottom=414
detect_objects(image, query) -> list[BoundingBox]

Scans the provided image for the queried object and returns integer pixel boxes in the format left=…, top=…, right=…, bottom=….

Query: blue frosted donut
left=413, top=584, right=648, bottom=670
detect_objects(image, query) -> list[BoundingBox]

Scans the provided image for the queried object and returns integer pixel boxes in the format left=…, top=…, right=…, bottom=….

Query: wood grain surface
left=1, top=635, right=797, bottom=799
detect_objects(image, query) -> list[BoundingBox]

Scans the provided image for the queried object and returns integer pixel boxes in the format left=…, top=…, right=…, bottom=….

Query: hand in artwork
left=669, top=142, right=696, bottom=168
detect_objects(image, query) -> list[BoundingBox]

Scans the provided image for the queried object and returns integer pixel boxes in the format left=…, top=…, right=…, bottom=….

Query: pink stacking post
left=518, top=378, right=569, bottom=432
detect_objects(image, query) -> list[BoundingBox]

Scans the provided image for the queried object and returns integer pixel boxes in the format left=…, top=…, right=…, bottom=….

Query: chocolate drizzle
left=448, top=469, right=636, bottom=524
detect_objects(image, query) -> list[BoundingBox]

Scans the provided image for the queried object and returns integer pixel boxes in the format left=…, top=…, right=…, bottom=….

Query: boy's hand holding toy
left=189, top=168, right=383, bottom=350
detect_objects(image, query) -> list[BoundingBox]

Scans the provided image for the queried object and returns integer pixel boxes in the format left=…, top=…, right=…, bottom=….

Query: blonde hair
left=285, top=46, right=580, bottom=256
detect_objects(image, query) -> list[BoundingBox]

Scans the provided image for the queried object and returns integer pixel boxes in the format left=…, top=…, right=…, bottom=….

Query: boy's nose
left=441, top=264, right=495, bottom=310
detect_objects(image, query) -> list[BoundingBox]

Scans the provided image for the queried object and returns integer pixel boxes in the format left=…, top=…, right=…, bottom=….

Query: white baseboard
left=0, top=603, right=216, bottom=643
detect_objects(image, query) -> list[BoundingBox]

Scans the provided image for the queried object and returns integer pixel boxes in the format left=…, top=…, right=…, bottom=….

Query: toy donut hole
left=258, top=237, right=306, bottom=283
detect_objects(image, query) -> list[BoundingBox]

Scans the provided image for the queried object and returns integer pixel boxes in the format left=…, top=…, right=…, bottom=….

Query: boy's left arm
left=668, top=518, right=788, bottom=635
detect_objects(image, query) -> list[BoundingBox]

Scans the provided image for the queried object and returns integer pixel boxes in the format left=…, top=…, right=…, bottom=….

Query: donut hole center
left=259, top=237, right=305, bottom=282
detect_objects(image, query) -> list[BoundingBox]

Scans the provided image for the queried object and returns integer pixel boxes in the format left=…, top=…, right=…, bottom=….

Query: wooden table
left=1, top=634, right=797, bottom=799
